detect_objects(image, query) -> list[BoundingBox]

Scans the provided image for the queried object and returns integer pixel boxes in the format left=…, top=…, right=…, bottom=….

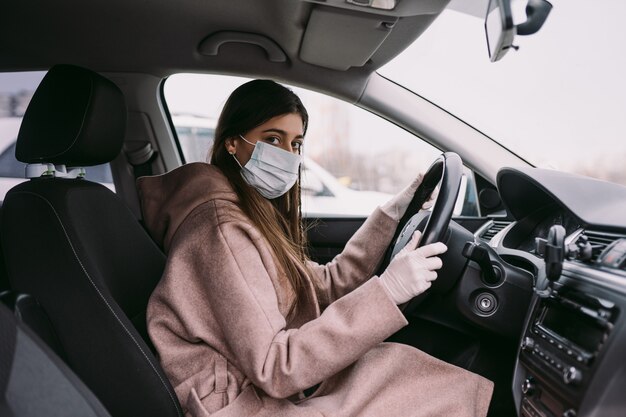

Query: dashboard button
left=563, top=367, right=583, bottom=385
left=522, top=378, right=536, bottom=396
left=522, top=337, right=535, bottom=351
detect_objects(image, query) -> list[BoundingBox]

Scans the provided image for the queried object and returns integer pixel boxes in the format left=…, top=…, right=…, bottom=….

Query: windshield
left=379, top=0, right=626, bottom=186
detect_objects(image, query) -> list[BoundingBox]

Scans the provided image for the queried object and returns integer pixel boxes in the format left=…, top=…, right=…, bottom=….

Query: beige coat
left=138, top=163, right=493, bottom=417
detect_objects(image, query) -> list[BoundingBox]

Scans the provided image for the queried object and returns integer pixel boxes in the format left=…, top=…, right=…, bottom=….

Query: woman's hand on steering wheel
left=378, top=153, right=463, bottom=311
left=380, top=174, right=435, bottom=222
left=380, top=231, right=448, bottom=305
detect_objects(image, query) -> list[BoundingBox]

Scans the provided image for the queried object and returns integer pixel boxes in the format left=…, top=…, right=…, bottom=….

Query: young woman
left=138, top=80, right=493, bottom=417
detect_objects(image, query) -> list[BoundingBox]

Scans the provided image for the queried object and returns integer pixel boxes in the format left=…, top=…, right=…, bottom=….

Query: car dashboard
left=478, top=167, right=626, bottom=417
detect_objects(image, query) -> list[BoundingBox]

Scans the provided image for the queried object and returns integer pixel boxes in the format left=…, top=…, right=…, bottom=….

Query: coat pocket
left=188, top=384, right=264, bottom=417
left=187, top=387, right=213, bottom=417
left=210, top=384, right=262, bottom=417
left=178, top=356, right=229, bottom=416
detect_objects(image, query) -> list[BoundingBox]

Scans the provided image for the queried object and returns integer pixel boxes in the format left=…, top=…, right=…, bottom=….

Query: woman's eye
left=292, top=142, right=303, bottom=151
left=265, top=136, right=280, bottom=145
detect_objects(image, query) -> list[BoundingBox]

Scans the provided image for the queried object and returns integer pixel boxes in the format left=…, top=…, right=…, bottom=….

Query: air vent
left=580, top=230, right=625, bottom=263
left=479, top=220, right=512, bottom=242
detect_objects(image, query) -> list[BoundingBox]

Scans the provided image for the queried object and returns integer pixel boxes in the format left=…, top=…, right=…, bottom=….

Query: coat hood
left=137, top=162, right=239, bottom=252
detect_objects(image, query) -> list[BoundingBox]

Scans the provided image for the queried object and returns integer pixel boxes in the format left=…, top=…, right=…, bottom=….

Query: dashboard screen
left=540, top=305, right=605, bottom=352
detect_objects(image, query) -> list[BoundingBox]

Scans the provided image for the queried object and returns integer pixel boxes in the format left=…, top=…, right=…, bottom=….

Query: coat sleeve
left=307, top=207, right=399, bottom=307
left=178, top=203, right=407, bottom=399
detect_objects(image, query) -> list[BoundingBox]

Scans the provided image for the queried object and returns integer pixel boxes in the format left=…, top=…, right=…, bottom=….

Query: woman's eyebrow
left=261, top=128, right=304, bottom=139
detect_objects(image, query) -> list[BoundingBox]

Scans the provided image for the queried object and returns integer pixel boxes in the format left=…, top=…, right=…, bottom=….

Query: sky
left=0, top=72, right=44, bottom=93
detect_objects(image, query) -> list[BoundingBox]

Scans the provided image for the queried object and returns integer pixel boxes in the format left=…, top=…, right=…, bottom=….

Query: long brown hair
left=209, top=79, right=314, bottom=320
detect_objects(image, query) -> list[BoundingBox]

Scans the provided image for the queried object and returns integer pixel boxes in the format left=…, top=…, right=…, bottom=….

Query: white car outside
left=300, top=157, right=392, bottom=218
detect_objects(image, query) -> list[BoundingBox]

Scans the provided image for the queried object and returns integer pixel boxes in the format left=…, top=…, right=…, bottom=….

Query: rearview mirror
left=485, top=0, right=553, bottom=62
left=485, top=0, right=515, bottom=62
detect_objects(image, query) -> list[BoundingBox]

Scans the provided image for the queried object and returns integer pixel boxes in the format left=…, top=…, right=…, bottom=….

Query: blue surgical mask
left=232, top=135, right=302, bottom=199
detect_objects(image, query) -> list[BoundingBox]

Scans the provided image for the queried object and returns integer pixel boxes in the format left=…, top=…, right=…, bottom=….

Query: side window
left=163, top=74, right=479, bottom=218
left=0, top=71, right=115, bottom=200
left=0, top=143, right=23, bottom=177
left=173, top=115, right=216, bottom=163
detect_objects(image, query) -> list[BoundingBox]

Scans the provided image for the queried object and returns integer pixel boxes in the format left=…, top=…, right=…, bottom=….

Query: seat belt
left=124, top=141, right=158, bottom=179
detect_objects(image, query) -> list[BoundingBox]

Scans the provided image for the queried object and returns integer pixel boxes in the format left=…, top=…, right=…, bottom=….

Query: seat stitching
left=10, top=190, right=183, bottom=416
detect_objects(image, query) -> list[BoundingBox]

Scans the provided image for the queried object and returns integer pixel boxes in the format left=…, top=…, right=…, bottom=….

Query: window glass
left=164, top=74, right=477, bottom=217
left=0, top=71, right=115, bottom=200
left=379, top=4, right=626, bottom=186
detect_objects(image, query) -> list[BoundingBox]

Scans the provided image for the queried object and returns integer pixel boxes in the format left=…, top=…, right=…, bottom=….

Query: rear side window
left=0, top=71, right=115, bottom=200
left=0, top=143, right=24, bottom=177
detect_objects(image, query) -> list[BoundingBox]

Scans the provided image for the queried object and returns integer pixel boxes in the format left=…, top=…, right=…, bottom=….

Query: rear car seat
left=1, top=64, right=182, bottom=417
left=0, top=302, right=111, bottom=417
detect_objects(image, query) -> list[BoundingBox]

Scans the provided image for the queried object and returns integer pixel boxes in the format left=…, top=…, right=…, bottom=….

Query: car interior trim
left=302, top=0, right=450, bottom=17
left=198, top=32, right=288, bottom=63
left=498, top=167, right=626, bottom=229
left=299, top=6, right=396, bottom=70
left=562, top=262, right=626, bottom=297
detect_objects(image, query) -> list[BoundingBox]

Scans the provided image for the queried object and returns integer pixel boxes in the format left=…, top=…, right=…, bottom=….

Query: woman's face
left=226, top=112, right=304, bottom=166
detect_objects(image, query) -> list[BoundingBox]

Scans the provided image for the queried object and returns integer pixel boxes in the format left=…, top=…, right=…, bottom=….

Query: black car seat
left=0, top=65, right=183, bottom=417
left=0, top=301, right=111, bottom=417
left=0, top=291, right=66, bottom=361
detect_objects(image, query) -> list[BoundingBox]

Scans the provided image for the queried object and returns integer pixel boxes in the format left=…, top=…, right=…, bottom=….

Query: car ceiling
left=0, top=0, right=450, bottom=100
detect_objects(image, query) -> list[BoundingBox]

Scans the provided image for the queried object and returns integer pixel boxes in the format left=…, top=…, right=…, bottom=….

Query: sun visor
left=299, top=6, right=397, bottom=70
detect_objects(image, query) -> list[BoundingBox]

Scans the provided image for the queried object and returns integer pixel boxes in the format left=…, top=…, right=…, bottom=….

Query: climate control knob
left=522, top=377, right=536, bottom=396
left=563, top=367, right=582, bottom=385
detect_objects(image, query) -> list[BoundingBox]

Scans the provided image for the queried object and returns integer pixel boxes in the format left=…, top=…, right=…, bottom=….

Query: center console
left=511, top=224, right=626, bottom=417
left=517, top=286, right=617, bottom=417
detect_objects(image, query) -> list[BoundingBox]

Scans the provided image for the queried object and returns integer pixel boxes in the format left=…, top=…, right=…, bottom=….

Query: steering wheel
left=380, top=152, right=464, bottom=307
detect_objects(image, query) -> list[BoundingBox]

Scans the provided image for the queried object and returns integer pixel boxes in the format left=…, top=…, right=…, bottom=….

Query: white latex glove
left=380, top=174, right=437, bottom=221
left=380, top=231, right=448, bottom=305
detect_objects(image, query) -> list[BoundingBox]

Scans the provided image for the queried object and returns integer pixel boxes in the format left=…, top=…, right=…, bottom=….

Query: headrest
left=16, top=64, right=127, bottom=167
